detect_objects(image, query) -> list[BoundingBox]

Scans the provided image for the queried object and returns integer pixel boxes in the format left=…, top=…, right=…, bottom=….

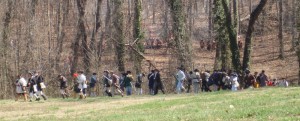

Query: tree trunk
left=152, top=0, right=156, bottom=24
left=221, top=0, right=242, bottom=72
left=90, top=0, right=102, bottom=52
left=187, top=0, right=193, bottom=37
left=296, top=1, right=300, bottom=86
left=297, top=35, right=300, bottom=86
left=242, top=0, right=268, bottom=71
left=278, top=0, right=284, bottom=59
left=55, top=0, right=69, bottom=72
left=71, top=0, right=88, bottom=74
left=79, top=0, right=89, bottom=74
left=169, top=0, right=192, bottom=69
left=233, top=0, right=239, bottom=38
left=1, top=0, right=13, bottom=99
left=99, top=0, right=111, bottom=60
left=214, top=41, right=221, bottom=70
left=133, top=0, right=144, bottom=74
left=249, top=0, right=252, bottom=13
left=47, top=0, right=52, bottom=69
left=208, top=0, right=213, bottom=41
left=162, top=0, right=169, bottom=42
left=291, top=0, right=297, bottom=51
left=240, top=0, right=244, bottom=14
left=24, top=0, right=38, bottom=66
left=113, top=0, right=126, bottom=72
left=214, top=0, right=230, bottom=70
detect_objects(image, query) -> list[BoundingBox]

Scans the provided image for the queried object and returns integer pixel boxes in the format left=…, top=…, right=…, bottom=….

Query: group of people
left=66, top=69, right=165, bottom=100
left=57, top=70, right=149, bottom=99
left=145, top=38, right=164, bottom=49
left=175, top=67, right=289, bottom=94
left=199, top=40, right=244, bottom=51
left=15, top=71, right=48, bottom=102
left=199, top=40, right=216, bottom=51
left=14, top=66, right=289, bottom=101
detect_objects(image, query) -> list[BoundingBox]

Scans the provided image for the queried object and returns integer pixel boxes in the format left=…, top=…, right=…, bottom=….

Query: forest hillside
left=0, top=0, right=299, bottom=98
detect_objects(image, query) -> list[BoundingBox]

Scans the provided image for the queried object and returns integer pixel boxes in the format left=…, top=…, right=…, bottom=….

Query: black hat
left=245, top=70, right=250, bottom=74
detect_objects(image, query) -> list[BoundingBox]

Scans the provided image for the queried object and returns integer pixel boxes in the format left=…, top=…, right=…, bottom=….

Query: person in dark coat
left=103, top=70, right=112, bottom=97
left=28, top=72, right=39, bottom=101
left=153, top=69, right=165, bottom=95
left=124, top=71, right=134, bottom=96
left=58, top=74, right=69, bottom=99
left=148, top=70, right=155, bottom=95
left=34, top=71, right=48, bottom=100
left=244, top=70, right=255, bottom=89
left=89, top=73, right=97, bottom=97
left=258, top=70, right=268, bottom=87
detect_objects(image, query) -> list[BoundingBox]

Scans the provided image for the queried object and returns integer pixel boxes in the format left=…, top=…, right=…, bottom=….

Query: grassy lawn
left=0, top=87, right=299, bottom=121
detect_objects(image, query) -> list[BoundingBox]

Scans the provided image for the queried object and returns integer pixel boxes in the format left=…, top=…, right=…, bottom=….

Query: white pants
left=176, top=80, right=184, bottom=94
left=29, top=92, right=38, bottom=99
left=37, top=91, right=44, bottom=96
left=231, top=86, right=238, bottom=91
left=136, top=88, right=142, bottom=95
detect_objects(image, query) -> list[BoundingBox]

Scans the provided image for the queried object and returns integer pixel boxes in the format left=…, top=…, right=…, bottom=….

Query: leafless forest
left=0, top=0, right=299, bottom=99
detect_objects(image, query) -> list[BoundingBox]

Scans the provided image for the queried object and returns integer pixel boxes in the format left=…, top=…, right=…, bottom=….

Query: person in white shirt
left=230, top=73, right=239, bottom=91
left=176, top=67, right=186, bottom=94
left=15, top=74, right=28, bottom=101
left=77, top=71, right=87, bottom=99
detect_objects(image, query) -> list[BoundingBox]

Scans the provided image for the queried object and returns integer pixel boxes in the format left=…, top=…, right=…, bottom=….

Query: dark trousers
left=201, top=82, right=210, bottom=92
left=186, top=83, right=192, bottom=93
left=153, top=82, right=165, bottom=95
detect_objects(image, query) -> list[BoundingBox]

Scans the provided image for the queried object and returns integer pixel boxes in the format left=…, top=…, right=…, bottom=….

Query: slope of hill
left=0, top=87, right=299, bottom=121
left=138, top=0, right=299, bottom=86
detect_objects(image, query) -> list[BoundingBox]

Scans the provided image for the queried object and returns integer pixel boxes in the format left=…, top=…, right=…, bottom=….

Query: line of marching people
left=174, top=66, right=290, bottom=94
left=58, top=70, right=148, bottom=99
left=15, top=71, right=48, bottom=102
left=66, top=69, right=166, bottom=99
left=14, top=67, right=290, bottom=101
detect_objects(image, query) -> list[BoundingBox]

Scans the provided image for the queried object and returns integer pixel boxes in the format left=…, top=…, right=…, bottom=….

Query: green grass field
left=0, top=87, right=299, bottom=121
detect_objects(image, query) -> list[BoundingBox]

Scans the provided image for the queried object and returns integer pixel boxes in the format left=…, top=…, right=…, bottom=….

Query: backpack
left=91, top=76, right=97, bottom=84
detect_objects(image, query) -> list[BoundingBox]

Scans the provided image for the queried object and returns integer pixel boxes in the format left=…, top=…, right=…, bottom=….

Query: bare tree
left=296, top=0, right=300, bottom=86
left=169, top=0, right=192, bottom=69
left=90, top=0, right=102, bottom=52
left=1, top=0, right=13, bottom=99
left=242, top=0, right=268, bottom=70
left=112, top=0, right=126, bottom=72
left=55, top=0, right=69, bottom=72
left=222, top=0, right=242, bottom=72
left=23, top=0, right=37, bottom=67
left=278, top=0, right=284, bottom=59
left=71, top=0, right=88, bottom=74
left=208, top=0, right=213, bottom=40
left=133, top=0, right=144, bottom=74
left=291, top=0, right=297, bottom=51
left=233, top=0, right=239, bottom=38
